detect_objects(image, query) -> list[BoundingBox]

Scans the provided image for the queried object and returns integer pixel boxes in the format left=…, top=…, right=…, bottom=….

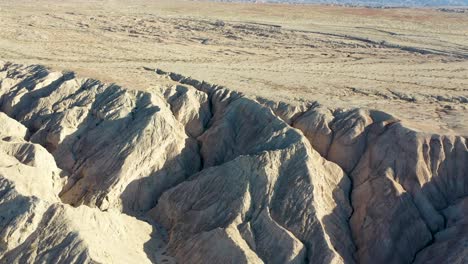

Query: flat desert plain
left=0, top=0, right=467, bottom=135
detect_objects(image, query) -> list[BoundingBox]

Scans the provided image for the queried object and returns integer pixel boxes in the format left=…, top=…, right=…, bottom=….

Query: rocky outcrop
left=0, top=62, right=466, bottom=264
left=0, top=62, right=200, bottom=213
left=414, top=196, right=468, bottom=264
left=0, top=113, right=167, bottom=264
left=153, top=97, right=354, bottom=263
left=161, top=84, right=211, bottom=138
left=349, top=123, right=467, bottom=263
left=289, top=101, right=468, bottom=264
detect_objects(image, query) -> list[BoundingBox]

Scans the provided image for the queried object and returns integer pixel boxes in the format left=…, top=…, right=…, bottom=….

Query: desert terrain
left=0, top=1, right=467, bottom=264
left=0, top=0, right=467, bottom=135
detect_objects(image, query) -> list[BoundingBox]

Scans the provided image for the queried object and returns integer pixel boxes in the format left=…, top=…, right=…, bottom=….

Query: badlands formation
left=0, top=61, right=466, bottom=264
left=0, top=0, right=467, bottom=264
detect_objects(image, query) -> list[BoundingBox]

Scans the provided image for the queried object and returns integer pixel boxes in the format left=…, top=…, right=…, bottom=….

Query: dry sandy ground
left=0, top=0, right=467, bottom=135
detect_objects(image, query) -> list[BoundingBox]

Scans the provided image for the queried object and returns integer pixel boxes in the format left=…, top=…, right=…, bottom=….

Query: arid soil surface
left=0, top=0, right=467, bottom=135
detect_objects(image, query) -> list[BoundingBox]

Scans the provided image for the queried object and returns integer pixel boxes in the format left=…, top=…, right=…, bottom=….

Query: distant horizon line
left=205, top=0, right=468, bottom=8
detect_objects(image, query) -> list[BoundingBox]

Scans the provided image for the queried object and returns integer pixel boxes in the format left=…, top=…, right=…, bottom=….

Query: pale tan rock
left=293, top=104, right=334, bottom=157
left=350, top=169, right=433, bottom=263
left=0, top=112, right=28, bottom=140
left=0, top=62, right=467, bottom=264
left=0, top=114, right=62, bottom=202
left=250, top=209, right=306, bottom=264
left=349, top=122, right=467, bottom=263
left=0, top=177, right=52, bottom=255
left=257, top=98, right=309, bottom=125
left=0, top=63, right=200, bottom=213
left=174, top=226, right=264, bottom=264
left=414, top=197, right=468, bottom=264
left=162, top=84, right=211, bottom=138
left=414, top=221, right=468, bottom=264
left=0, top=185, right=162, bottom=264
left=0, top=117, right=62, bottom=246
left=326, top=109, right=374, bottom=173
left=0, top=116, right=165, bottom=264
left=1, top=203, right=160, bottom=264
left=154, top=97, right=355, bottom=264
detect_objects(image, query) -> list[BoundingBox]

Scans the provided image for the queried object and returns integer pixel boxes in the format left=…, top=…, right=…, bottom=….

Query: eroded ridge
left=0, top=111, right=171, bottom=263
left=0, top=61, right=466, bottom=264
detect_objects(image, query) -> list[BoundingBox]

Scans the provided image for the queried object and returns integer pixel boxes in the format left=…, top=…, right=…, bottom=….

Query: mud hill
left=0, top=62, right=466, bottom=264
